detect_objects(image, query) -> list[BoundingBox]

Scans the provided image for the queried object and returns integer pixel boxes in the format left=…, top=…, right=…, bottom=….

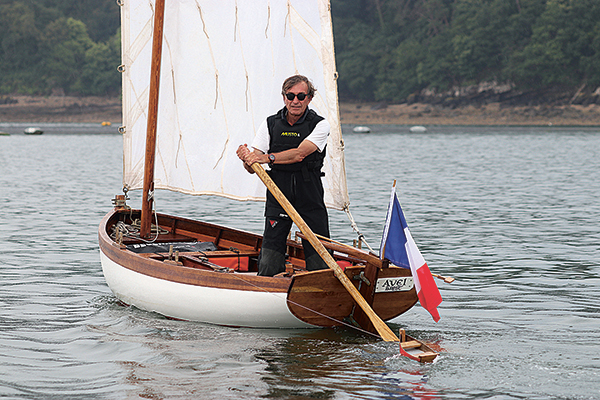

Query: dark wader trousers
left=257, top=168, right=330, bottom=276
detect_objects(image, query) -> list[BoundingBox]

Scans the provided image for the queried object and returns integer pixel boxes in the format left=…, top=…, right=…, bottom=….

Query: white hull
left=100, top=251, right=312, bottom=329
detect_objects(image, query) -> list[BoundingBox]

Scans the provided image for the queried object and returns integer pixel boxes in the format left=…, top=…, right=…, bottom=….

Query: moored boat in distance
left=409, top=125, right=427, bottom=133
left=353, top=125, right=371, bottom=133
left=24, top=127, right=43, bottom=135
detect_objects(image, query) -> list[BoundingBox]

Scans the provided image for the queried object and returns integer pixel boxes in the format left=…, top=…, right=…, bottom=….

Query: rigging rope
left=110, top=192, right=168, bottom=244
left=343, top=205, right=375, bottom=253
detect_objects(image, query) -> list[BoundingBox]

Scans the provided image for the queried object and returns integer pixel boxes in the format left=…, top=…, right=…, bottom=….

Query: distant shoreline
left=0, top=95, right=122, bottom=125
left=2, top=95, right=600, bottom=126
left=340, top=102, right=600, bottom=127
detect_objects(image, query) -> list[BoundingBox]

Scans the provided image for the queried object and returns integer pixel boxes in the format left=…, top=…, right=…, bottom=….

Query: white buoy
left=409, top=125, right=427, bottom=133
left=352, top=126, right=371, bottom=133
left=24, top=127, right=43, bottom=135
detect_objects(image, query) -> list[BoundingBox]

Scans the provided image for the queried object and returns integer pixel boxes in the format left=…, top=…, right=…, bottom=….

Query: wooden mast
left=140, top=0, right=166, bottom=238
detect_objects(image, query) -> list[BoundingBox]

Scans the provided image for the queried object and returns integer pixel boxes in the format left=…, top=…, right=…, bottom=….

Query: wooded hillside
left=332, top=0, right=600, bottom=105
left=2, top=0, right=599, bottom=105
left=0, top=0, right=120, bottom=96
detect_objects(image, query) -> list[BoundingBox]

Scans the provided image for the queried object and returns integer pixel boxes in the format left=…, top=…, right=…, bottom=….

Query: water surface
left=0, top=123, right=599, bottom=399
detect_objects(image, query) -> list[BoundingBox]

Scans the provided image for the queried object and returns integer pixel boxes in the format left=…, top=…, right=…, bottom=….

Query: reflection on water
left=254, top=329, right=442, bottom=399
left=0, top=124, right=599, bottom=399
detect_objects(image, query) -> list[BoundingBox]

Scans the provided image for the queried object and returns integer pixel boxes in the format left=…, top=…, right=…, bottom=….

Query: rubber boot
left=257, top=248, right=286, bottom=276
left=305, top=253, right=329, bottom=271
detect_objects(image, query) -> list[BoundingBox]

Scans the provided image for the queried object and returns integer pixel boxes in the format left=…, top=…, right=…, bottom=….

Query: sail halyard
left=120, top=0, right=350, bottom=211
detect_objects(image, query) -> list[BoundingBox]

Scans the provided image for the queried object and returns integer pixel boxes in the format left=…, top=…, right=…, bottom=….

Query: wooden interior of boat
left=105, top=205, right=367, bottom=276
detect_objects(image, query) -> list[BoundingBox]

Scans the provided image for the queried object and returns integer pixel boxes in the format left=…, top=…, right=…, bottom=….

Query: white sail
left=120, top=0, right=349, bottom=210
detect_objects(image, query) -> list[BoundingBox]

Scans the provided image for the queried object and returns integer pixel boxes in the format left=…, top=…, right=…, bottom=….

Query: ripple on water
left=0, top=126, right=599, bottom=399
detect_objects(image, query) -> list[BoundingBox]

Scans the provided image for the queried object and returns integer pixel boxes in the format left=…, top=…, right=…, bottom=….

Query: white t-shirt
left=251, top=110, right=330, bottom=154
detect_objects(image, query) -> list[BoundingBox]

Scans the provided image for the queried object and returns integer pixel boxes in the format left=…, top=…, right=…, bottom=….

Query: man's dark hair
left=281, top=75, right=316, bottom=97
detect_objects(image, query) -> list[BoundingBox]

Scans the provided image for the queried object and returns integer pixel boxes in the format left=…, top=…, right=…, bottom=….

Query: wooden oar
left=250, top=163, right=400, bottom=342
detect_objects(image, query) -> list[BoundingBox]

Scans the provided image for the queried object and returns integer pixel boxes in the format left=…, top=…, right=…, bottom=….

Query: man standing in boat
left=236, top=75, right=331, bottom=276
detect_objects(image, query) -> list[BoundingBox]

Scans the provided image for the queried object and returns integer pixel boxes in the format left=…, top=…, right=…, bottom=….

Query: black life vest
left=267, top=107, right=326, bottom=172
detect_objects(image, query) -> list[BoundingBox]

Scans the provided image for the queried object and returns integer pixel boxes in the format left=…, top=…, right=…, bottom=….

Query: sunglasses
left=285, top=92, right=307, bottom=101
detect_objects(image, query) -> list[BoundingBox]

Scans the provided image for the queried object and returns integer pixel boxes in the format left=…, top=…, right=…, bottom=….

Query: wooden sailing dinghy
left=98, top=0, right=438, bottom=360
left=100, top=205, right=418, bottom=330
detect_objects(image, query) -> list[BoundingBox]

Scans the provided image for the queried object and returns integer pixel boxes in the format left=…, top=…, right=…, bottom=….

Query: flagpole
left=379, top=179, right=443, bottom=322
left=380, top=180, right=397, bottom=258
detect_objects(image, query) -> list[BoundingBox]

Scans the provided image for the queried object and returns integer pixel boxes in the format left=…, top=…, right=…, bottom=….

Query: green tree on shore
left=0, top=1, right=44, bottom=93
left=41, top=17, right=93, bottom=92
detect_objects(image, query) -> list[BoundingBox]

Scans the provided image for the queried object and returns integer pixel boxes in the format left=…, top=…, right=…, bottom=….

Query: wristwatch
left=268, top=153, right=276, bottom=166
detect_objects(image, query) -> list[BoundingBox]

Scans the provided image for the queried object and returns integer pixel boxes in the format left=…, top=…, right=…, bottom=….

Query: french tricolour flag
left=380, top=184, right=442, bottom=322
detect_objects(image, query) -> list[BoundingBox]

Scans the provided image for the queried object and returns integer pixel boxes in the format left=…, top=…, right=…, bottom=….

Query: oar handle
left=250, top=163, right=399, bottom=342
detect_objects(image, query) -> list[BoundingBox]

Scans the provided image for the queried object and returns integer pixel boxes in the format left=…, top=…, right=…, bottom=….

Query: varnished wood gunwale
left=99, top=209, right=290, bottom=293
left=296, top=232, right=384, bottom=267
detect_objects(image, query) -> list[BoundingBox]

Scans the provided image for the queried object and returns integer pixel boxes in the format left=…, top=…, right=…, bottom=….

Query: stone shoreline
left=2, top=95, right=600, bottom=126
left=0, top=95, right=122, bottom=124
left=340, top=102, right=600, bottom=126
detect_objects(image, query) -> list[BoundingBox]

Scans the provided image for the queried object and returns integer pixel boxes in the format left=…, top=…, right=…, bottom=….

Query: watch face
left=269, top=154, right=275, bottom=162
